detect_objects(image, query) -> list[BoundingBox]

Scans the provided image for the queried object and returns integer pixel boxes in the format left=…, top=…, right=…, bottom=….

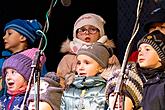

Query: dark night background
left=0, top=0, right=162, bottom=72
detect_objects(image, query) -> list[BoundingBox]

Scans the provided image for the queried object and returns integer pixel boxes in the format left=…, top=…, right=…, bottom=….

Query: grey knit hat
left=137, top=30, right=165, bottom=63
left=4, top=19, right=42, bottom=45
left=77, top=42, right=113, bottom=68
left=28, top=72, right=63, bottom=110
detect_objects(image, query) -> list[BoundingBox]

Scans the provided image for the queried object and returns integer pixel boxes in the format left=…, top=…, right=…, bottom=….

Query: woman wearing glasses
left=56, top=13, right=121, bottom=89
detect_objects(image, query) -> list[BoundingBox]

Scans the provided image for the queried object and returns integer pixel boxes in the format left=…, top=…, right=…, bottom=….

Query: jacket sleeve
left=56, top=54, right=77, bottom=88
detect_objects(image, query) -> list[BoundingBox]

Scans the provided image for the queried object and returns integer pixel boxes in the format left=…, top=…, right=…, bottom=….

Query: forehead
left=80, top=25, right=97, bottom=29
left=77, top=54, right=96, bottom=62
left=139, top=43, right=153, bottom=48
left=150, top=22, right=165, bottom=27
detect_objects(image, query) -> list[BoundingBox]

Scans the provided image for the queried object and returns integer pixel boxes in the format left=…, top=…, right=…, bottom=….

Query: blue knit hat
left=2, top=48, right=46, bottom=81
left=4, top=19, right=42, bottom=45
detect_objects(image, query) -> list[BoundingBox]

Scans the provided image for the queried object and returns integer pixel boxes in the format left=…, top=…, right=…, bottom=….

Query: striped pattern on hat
left=137, top=30, right=165, bottom=63
left=105, top=63, right=143, bottom=109
left=2, top=48, right=46, bottom=81
left=4, top=19, right=42, bottom=45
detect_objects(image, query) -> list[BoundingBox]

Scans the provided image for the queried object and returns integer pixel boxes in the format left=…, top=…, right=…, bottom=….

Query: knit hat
left=4, top=19, right=42, bottom=45
left=73, top=13, right=105, bottom=38
left=2, top=48, right=46, bottom=81
left=28, top=72, right=63, bottom=110
left=77, top=42, right=113, bottom=68
left=143, top=7, right=165, bottom=32
left=137, top=30, right=165, bottom=63
left=105, top=63, right=143, bottom=109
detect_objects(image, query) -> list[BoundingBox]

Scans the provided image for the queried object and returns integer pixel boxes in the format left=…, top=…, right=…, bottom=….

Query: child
left=105, top=64, right=143, bottom=110
left=137, top=30, right=165, bottom=110
left=60, top=42, right=113, bottom=110
left=3, top=19, right=42, bottom=53
left=28, top=72, right=63, bottom=110
left=128, top=7, right=165, bottom=63
left=57, top=13, right=120, bottom=88
left=106, top=30, right=165, bottom=110
left=0, top=19, right=47, bottom=96
left=0, top=48, right=46, bottom=110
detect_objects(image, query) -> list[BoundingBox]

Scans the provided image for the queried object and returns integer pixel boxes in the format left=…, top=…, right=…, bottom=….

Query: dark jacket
left=138, top=66, right=165, bottom=110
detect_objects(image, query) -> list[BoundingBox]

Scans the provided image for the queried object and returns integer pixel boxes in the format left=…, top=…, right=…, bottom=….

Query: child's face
left=3, top=29, right=26, bottom=53
left=76, top=25, right=100, bottom=43
left=5, top=68, right=27, bottom=92
left=149, top=22, right=165, bottom=34
left=138, top=43, right=162, bottom=69
left=76, top=54, right=102, bottom=77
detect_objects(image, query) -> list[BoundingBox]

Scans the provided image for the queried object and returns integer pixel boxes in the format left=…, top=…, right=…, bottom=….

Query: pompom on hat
left=2, top=48, right=46, bottom=81
left=4, top=19, right=42, bottom=45
left=137, top=30, right=165, bottom=63
left=73, top=13, right=106, bottom=38
left=77, top=42, right=113, bottom=68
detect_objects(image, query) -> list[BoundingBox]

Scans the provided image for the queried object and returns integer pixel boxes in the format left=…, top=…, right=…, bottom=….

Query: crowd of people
left=0, top=5, right=165, bottom=110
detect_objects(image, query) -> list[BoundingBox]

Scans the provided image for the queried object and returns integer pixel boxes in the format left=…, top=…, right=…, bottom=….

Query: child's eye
left=5, top=71, right=8, bottom=75
left=12, top=70, right=17, bottom=74
left=146, top=48, right=150, bottom=51
left=138, top=49, right=141, bottom=52
left=77, top=61, right=81, bottom=65
left=85, top=61, right=89, bottom=64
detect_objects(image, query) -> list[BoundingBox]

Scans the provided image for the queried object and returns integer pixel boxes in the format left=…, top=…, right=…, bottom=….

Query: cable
left=110, top=0, right=144, bottom=110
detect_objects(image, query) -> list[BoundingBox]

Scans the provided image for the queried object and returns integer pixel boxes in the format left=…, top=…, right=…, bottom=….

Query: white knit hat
left=73, top=13, right=106, bottom=38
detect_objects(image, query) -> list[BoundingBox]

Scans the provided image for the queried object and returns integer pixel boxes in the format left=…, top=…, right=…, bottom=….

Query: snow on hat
left=2, top=48, right=46, bottom=81
left=77, top=42, right=113, bottom=68
left=143, top=7, right=165, bottom=32
left=73, top=13, right=105, bottom=38
left=137, top=30, right=165, bottom=63
left=4, top=19, right=42, bottom=45
left=28, top=72, right=63, bottom=110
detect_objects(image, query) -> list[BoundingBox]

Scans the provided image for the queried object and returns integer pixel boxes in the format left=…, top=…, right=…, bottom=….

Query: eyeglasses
left=77, top=27, right=99, bottom=35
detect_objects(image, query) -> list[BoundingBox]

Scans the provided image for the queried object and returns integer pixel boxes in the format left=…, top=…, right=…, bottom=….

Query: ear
left=20, top=35, right=27, bottom=42
left=98, top=67, right=104, bottom=73
left=159, top=58, right=161, bottom=62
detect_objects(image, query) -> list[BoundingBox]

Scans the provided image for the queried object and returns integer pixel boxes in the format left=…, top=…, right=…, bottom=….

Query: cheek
left=76, top=35, right=84, bottom=40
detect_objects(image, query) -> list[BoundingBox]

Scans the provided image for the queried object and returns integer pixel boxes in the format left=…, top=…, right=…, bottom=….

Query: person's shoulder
left=128, top=50, right=138, bottom=62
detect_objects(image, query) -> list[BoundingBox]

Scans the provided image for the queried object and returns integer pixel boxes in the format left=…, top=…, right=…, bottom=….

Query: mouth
left=84, top=37, right=91, bottom=42
left=79, top=73, right=87, bottom=76
left=138, top=59, right=144, bottom=63
left=7, top=80, right=14, bottom=88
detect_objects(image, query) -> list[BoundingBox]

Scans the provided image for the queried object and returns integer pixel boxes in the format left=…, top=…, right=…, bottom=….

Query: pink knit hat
left=2, top=48, right=46, bottom=81
left=73, top=13, right=106, bottom=38
left=21, top=48, right=46, bottom=65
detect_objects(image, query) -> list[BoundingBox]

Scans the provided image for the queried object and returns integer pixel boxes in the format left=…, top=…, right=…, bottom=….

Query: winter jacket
left=0, top=92, right=27, bottom=110
left=60, top=75, right=107, bottom=110
left=138, top=66, right=165, bottom=110
left=57, top=37, right=121, bottom=88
